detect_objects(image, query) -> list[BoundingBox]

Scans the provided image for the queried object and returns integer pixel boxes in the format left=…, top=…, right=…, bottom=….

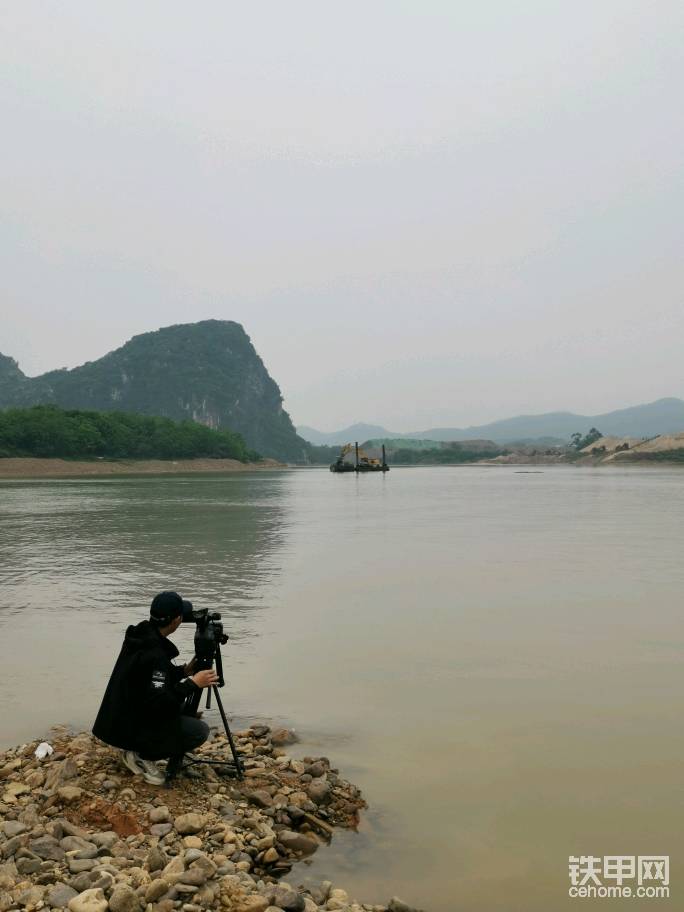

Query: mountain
left=297, top=423, right=396, bottom=445
left=302, top=398, right=684, bottom=446
left=0, top=321, right=307, bottom=462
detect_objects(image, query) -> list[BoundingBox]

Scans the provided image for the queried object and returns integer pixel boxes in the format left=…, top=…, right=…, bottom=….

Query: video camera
left=181, top=600, right=228, bottom=671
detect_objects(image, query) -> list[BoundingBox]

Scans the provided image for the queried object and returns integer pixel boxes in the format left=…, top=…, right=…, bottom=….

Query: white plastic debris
left=34, top=741, right=54, bottom=761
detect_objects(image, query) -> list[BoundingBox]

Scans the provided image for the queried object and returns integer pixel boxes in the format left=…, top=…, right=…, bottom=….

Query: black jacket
left=93, top=621, right=198, bottom=759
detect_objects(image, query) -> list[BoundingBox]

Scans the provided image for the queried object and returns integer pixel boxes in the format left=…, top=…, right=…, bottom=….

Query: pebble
left=67, top=887, right=108, bottom=912
left=46, top=882, right=78, bottom=908
left=174, top=813, right=205, bottom=835
left=149, top=806, right=171, bottom=824
left=108, top=883, right=142, bottom=912
left=57, top=785, right=83, bottom=804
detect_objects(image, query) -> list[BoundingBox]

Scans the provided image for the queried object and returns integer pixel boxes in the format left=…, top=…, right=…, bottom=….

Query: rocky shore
left=0, top=727, right=422, bottom=912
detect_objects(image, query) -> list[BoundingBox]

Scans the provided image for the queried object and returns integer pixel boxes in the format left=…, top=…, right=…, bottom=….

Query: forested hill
left=0, top=321, right=307, bottom=462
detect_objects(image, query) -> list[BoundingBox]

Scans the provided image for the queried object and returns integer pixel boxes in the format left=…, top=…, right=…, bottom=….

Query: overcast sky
left=2, top=1, right=682, bottom=431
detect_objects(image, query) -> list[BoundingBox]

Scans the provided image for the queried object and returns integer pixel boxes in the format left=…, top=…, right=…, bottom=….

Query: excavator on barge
left=330, top=442, right=389, bottom=473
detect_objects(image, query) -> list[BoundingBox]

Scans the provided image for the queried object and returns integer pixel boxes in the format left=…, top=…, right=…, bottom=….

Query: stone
left=67, top=888, right=108, bottom=912
left=149, top=807, right=170, bottom=824
left=69, top=859, right=96, bottom=874
left=248, top=790, right=273, bottom=809
left=262, top=848, right=279, bottom=864
left=149, top=824, right=173, bottom=837
left=69, top=873, right=94, bottom=893
left=144, top=879, right=170, bottom=903
left=238, top=897, right=270, bottom=912
left=45, top=758, right=79, bottom=790
left=182, top=837, right=202, bottom=849
left=18, top=885, right=44, bottom=909
left=387, top=900, right=423, bottom=912
left=102, top=780, right=117, bottom=791
left=118, top=789, right=136, bottom=801
left=61, top=837, right=96, bottom=854
left=2, top=782, right=29, bottom=801
left=16, top=856, right=42, bottom=875
left=2, top=821, right=26, bottom=838
left=306, top=779, right=331, bottom=806
left=30, top=836, right=66, bottom=862
left=108, top=883, right=142, bottom=912
left=146, top=848, right=167, bottom=873
left=304, top=762, right=326, bottom=779
left=173, top=814, right=205, bottom=836
left=46, top=882, right=79, bottom=908
left=0, top=893, right=11, bottom=912
left=273, top=883, right=305, bottom=911
left=161, top=856, right=185, bottom=878
left=91, top=833, right=118, bottom=850
left=58, top=786, right=83, bottom=804
left=270, top=729, right=298, bottom=747
left=277, top=831, right=318, bottom=856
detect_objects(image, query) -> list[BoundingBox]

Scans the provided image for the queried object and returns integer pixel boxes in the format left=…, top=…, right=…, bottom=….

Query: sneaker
left=120, top=750, right=165, bottom=786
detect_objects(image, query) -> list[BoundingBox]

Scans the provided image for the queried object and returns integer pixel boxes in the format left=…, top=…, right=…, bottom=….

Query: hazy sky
left=2, top=1, right=682, bottom=431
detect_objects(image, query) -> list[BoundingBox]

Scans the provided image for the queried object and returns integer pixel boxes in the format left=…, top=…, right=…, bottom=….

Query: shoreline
left=0, top=458, right=285, bottom=479
left=0, top=727, right=422, bottom=912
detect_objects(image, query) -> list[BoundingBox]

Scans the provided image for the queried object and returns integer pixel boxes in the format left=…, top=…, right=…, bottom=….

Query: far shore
left=0, top=456, right=285, bottom=478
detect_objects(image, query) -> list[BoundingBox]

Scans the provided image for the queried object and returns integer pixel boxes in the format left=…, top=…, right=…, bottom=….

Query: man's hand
left=191, top=669, right=219, bottom=689
left=183, top=657, right=197, bottom=677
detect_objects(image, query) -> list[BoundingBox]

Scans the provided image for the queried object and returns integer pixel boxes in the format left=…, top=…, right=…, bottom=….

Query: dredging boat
left=330, top=442, right=390, bottom=473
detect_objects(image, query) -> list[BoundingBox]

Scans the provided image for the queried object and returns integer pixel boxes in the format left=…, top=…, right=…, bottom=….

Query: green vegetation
left=304, top=443, right=339, bottom=465
left=0, top=321, right=307, bottom=462
left=570, top=427, right=602, bottom=450
left=0, top=405, right=258, bottom=462
left=626, top=449, right=684, bottom=463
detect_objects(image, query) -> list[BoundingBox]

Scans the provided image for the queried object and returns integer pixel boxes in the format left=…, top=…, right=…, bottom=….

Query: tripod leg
left=212, top=685, right=243, bottom=779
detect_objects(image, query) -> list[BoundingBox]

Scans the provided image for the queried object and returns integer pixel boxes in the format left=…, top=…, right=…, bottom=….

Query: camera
left=181, top=600, right=228, bottom=667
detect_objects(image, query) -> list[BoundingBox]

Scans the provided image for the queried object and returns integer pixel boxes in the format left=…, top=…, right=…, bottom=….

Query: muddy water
left=0, top=466, right=682, bottom=910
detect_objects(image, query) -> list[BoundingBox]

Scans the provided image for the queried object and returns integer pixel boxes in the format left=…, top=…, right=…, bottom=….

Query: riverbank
left=0, top=728, right=422, bottom=912
left=0, top=458, right=284, bottom=478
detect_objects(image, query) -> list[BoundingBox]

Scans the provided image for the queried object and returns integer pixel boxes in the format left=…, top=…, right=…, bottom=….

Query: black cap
left=150, top=591, right=184, bottom=625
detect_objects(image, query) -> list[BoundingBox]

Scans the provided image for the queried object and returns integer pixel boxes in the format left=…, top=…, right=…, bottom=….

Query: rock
left=108, top=883, right=142, bottom=912
left=57, top=786, right=84, bottom=804
left=250, top=725, right=270, bottom=738
left=149, top=807, right=170, bottom=824
left=182, top=836, right=202, bottom=849
left=46, top=883, right=79, bottom=908
left=174, top=869, right=206, bottom=888
left=277, top=831, right=318, bottom=856
left=146, top=848, right=167, bottom=873
left=67, top=887, right=108, bottom=912
left=173, top=814, right=205, bottom=836
left=305, top=762, right=326, bottom=779
left=45, top=757, right=79, bottom=790
left=16, top=857, right=42, bottom=875
left=2, top=821, right=26, bottom=838
left=239, top=897, right=270, bottom=912
left=273, top=883, right=305, bottom=911
left=144, top=879, right=170, bottom=903
left=306, top=779, right=331, bottom=806
left=30, top=836, right=66, bottom=862
left=70, top=873, right=95, bottom=893
left=69, top=859, right=96, bottom=874
left=387, top=900, right=423, bottom=912
left=270, top=729, right=298, bottom=747
left=17, top=885, right=44, bottom=910
left=161, top=856, right=185, bottom=878
left=2, top=782, right=29, bottom=801
left=90, top=833, right=118, bottom=850
left=262, top=848, right=279, bottom=864
left=0, top=893, right=10, bottom=912
left=149, top=824, right=173, bottom=837
left=2, top=835, right=26, bottom=858
left=61, top=837, right=96, bottom=854
left=248, top=790, right=273, bottom=809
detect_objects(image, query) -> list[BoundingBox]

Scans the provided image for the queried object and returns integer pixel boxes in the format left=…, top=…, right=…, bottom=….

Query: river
left=0, top=466, right=681, bottom=910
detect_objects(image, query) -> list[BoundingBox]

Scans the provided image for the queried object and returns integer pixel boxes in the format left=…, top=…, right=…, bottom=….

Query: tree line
left=0, top=405, right=259, bottom=462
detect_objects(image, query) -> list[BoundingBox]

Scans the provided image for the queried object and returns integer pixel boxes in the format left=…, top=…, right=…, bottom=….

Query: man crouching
left=93, top=591, right=218, bottom=785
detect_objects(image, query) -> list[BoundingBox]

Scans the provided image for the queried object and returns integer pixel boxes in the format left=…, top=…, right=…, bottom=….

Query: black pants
left=179, top=715, right=210, bottom=753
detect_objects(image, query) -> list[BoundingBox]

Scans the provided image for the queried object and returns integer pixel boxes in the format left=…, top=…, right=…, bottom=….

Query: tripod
left=165, top=642, right=244, bottom=784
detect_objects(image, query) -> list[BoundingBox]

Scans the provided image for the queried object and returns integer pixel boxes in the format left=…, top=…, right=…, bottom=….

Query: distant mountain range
left=298, top=398, right=684, bottom=446
left=0, top=321, right=307, bottom=462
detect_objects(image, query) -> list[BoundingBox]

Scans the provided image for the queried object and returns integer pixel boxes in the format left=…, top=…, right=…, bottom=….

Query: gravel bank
left=0, top=459, right=284, bottom=478
left=0, top=727, right=424, bottom=912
